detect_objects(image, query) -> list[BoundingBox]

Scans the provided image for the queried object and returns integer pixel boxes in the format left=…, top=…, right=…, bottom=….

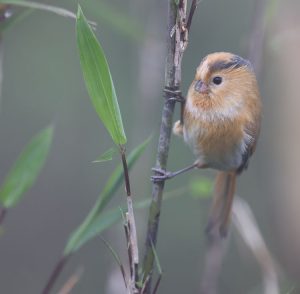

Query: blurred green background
left=0, top=0, right=299, bottom=293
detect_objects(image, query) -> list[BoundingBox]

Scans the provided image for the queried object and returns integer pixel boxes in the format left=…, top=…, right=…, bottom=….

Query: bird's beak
left=194, top=80, right=209, bottom=94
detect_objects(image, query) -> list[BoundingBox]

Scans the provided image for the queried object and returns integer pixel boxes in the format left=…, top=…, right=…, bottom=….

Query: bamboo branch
left=57, top=267, right=84, bottom=294
left=41, top=255, right=71, bottom=294
left=142, top=0, right=198, bottom=291
left=120, top=147, right=139, bottom=294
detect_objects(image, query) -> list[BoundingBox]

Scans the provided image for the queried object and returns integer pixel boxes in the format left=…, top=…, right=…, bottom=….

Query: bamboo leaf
left=150, top=239, right=162, bottom=275
left=0, top=126, right=53, bottom=208
left=64, top=185, right=185, bottom=255
left=92, top=147, right=117, bottom=163
left=150, top=239, right=163, bottom=294
left=64, top=136, right=151, bottom=255
left=76, top=6, right=126, bottom=145
left=101, top=237, right=127, bottom=286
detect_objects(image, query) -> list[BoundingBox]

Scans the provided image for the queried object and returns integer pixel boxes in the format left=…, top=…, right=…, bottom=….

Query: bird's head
left=191, top=52, right=257, bottom=109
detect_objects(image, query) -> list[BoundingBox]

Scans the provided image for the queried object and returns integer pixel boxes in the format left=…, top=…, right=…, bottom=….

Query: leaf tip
left=77, top=4, right=83, bottom=20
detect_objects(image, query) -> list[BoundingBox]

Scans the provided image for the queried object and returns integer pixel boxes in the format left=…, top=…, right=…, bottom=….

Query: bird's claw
left=163, top=87, right=185, bottom=104
left=151, top=167, right=173, bottom=182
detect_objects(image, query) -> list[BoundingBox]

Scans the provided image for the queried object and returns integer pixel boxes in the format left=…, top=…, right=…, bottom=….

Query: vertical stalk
left=142, top=0, right=177, bottom=282
left=120, top=146, right=139, bottom=293
left=143, top=0, right=193, bottom=290
left=121, top=147, right=131, bottom=196
left=41, top=255, right=70, bottom=294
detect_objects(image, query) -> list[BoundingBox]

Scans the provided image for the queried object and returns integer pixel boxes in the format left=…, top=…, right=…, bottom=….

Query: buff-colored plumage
left=173, top=52, right=261, bottom=235
left=174, top=52, right=261, bottom=171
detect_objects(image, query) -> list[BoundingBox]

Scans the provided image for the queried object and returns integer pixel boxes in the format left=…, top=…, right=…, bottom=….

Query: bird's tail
left=206, top=171, right=236, bottom=237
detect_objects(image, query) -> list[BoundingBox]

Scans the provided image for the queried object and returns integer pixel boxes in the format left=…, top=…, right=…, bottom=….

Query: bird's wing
left=237, top=119, right=261, bottom=174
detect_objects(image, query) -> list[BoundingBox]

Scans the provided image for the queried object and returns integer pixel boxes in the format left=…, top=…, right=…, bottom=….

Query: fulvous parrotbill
left=153, top=52, right=262, bottom=236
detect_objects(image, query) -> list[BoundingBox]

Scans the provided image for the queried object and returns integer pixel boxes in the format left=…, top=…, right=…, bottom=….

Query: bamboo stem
left=41, top=255, right=70, bottom=294
left=120, top=147, right=139, bottom=293
left=142, top=0, right=197, bottom=291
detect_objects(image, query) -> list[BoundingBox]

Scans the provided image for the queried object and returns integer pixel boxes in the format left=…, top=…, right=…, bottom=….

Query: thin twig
left=101, top=236, right=128, bottom=288
left=232, top=197, right=279, bottom=294
left=120, top=146, right=131, bottom=196
left=186, top=0, right=199, bottom=31
left=57, top=267, right=84, bottom=294
left=141, top=275, right=150, bottom=294
left=41, top=254, right=71, bottom=294
left=126, top=211, right=139, bottom=294
left=0, top=207, right=7, bottom=226
left=200, top=228, right=227, bottom=294
left=142, top=0, right=198, bottom=292
left=119, top=147, right=139, bottom=293
left=152, top=275, right=162, bottom=294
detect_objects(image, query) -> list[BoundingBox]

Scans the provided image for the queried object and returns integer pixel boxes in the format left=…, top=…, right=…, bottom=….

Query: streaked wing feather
left=237, top=120, right=260, bottom=174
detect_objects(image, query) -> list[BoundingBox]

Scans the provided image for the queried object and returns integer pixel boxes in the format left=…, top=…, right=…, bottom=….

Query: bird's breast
left=183, top=104, right=247, bottom=171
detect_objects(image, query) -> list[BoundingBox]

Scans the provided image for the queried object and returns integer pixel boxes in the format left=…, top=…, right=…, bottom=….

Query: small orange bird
left=153, top=52, right=262, bottom=236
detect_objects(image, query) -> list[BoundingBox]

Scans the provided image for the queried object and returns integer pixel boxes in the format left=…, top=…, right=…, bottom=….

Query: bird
left=152, top=52, right=262, bottom=236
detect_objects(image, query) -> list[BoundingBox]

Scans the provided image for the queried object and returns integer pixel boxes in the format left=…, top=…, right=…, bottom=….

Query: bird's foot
left=163, top=87, right=185, bottom=104
left=151, top=167, right=175, bottom=182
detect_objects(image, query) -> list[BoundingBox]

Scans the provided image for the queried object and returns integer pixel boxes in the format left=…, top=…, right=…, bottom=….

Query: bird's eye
left=212, top=76, right=222, bottom=85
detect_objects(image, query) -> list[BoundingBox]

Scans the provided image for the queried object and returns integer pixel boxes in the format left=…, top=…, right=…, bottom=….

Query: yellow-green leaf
left=92, top=147, right=117, bottom=163
left=0, top=126, right=54, bottom=208
left=76, top=5, right=126, bottom=145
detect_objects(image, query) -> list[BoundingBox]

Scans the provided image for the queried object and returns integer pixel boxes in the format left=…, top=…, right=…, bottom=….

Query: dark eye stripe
left=209, top=55, right=252, bottom=73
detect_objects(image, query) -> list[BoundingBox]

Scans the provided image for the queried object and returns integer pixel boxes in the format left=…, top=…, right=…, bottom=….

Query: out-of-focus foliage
left=189, top=176, right=213, bottom=199
left=0, top=126, right=53, bottom=208
left=85, top=0, right=144, bottom=41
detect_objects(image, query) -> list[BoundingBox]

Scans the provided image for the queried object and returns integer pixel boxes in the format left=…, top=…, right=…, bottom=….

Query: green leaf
left=64, top=136, right=152, bottom=255
left=189, top=177, right=213, bottom=199
left=0, top=126, right=54, bottom=208
left=100, top=237, right=127, bottom=285
left=151, top=239, right=162, bottom=275
left=76, top=5, right=126, bottom=146
left=65, top=186, right=186, bottom=256
left=92, top=147, right=117, bottom=163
